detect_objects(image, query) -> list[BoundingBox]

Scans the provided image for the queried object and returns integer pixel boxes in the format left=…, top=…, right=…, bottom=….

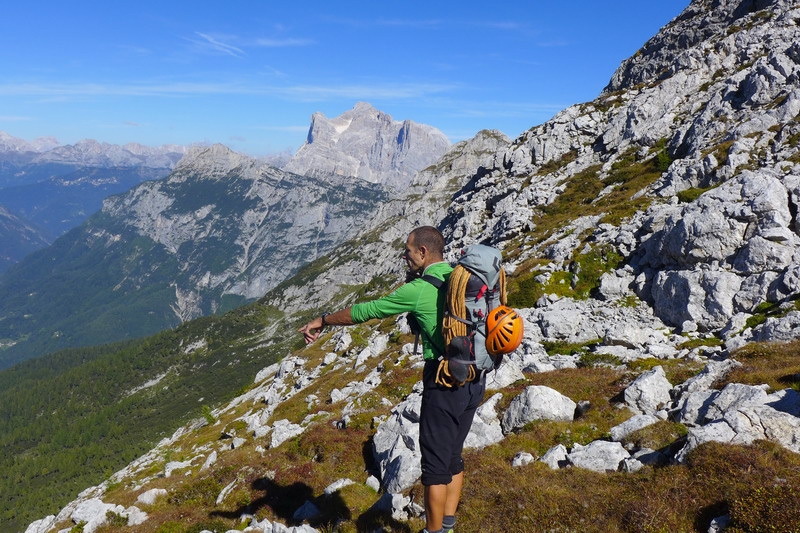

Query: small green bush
left=578, top=352, right=622, bottom=368
left=201, top=405, right=216, bottom=425
left=542, top=339, right=602, bottom=357
left=677, top=186, right=713, bottom=203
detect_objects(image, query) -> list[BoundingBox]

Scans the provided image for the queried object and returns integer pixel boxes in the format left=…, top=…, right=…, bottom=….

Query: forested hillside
left=0, top=303, right=291, bottom=530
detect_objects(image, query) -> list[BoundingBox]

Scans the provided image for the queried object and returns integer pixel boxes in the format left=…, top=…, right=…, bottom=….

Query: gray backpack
left=422, top=244, right=506, bottom=385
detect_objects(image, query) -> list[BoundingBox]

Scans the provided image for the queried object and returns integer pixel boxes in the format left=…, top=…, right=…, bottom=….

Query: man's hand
left=298, top=308, right=353, bottom=344
left=298, top=317, right=324, bottom=344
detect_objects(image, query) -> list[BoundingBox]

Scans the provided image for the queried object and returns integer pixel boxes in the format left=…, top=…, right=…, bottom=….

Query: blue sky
left=0, top=1, right=689, bottom=157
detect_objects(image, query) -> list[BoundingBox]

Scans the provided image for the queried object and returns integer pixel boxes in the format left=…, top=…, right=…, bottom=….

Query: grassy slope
left=71, top=326, right=800, bottom=533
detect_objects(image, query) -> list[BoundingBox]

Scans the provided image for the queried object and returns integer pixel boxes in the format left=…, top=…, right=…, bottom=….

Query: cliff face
left=283, top=102, right=451, bottom=189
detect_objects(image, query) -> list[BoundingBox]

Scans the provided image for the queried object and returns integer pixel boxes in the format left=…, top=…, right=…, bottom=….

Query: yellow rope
left=442, top=265, right=507, bottom=346
left=499, top=268, right=507, bottom=306
left=442, top=265, right=470, bottom=345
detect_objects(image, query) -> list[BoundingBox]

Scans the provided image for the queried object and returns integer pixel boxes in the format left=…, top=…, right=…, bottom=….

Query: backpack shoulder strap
left=409, top=274, right=446, bottom=356
left=420, top=274, right=444, bottom=289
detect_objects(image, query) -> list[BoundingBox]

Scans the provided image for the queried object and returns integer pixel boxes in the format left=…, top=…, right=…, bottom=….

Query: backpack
left=417, top=244, right=512, bottom=387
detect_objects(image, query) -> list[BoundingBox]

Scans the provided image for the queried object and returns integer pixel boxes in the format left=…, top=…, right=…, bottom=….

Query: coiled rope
left=436, top=265, right=507, bottom=387
left=441, top=265, right=507, bottom=345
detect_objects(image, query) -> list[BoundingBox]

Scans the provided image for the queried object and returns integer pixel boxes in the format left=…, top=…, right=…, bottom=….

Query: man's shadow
left=211, top=475, right=349, bottom=529
left=210, top=473, right=415, bottom=532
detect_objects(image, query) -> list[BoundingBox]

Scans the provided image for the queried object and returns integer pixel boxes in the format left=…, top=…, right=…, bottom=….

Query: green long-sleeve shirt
left=350, top=261, right=453, bottom=360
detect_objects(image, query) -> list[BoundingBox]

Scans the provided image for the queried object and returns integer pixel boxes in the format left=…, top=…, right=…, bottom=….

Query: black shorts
left=419, top=359, right=486, bottom=486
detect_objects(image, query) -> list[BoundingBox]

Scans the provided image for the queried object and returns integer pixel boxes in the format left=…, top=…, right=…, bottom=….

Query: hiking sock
left=423, top=529, right=444, bottom=533
left=442, top=515, right=456, bottom=532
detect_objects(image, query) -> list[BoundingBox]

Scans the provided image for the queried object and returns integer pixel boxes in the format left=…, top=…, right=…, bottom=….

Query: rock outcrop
left=283, top=102, right=451, bottom=189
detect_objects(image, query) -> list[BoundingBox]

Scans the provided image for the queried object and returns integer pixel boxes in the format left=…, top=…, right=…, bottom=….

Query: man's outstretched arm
left=298, top=307, right=354, bottom=344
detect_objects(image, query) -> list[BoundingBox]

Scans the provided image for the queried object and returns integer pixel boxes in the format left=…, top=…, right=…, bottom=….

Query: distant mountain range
left=0, top=134, right=190, bottom=270
left=0, top=104, right=451, bottom=367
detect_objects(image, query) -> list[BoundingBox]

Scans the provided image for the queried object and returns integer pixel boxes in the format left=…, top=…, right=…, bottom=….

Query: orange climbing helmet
left=485, top=305, right=524, bottom=356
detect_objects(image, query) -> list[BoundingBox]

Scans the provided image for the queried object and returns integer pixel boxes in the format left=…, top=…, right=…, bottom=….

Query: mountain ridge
left=283, top=102, right=451, bottom=189
left=0, top=107, right=462, bottom=367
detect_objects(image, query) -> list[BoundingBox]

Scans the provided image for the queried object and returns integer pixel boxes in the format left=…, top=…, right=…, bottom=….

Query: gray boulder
left=540, top=444, right=570, bottom=470
left=568, top=441, right=630, bottom=473
left=464, top=393, right=505, bottom=449
left=501, top=386, right=577, bottom=433
left=24, top=516, right=56, bottom=533
left=512, top=452, right=536, bottom=467
left=136, top=488, right=168, bottom=505
left=675, top=402, right=800, bottom=463
left=69, top=498, right=126, bottom=533
left=673, top=359, right=742, bottom=396
left=609, top=414, right=661, bottom=442
left=372, top=390, right=423, bottom=493
left=624, top=366, right=673, bottom=415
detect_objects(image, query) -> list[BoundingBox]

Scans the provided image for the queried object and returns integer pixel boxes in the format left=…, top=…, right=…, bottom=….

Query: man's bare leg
left=444, top=471, right=463, bottom=516
left=425, top=472, right=464, bottom=531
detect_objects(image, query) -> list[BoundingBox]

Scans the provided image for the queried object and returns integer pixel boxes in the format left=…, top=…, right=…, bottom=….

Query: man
left=299, top=226, right=485, bottom=533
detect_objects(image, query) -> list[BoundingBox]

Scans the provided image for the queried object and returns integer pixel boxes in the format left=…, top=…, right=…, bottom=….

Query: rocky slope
left=19, top=0, right=800, bottom=531
left=283, top=102, right=451, bottom=189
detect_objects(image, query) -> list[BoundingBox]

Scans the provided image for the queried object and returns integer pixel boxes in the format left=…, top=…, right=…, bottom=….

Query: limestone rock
left=512, top=452, right=535, bottom=467
left=501, top=386, right=577, bottom=433
left=540, top=444, right=570, bottom=470
left=610, top=414, right=661, bottom=442
left=136, top=488, right=168, bottom=505
left=623, top=366, right=673, bottom=415
left=568, top=441, right=630, bottom=473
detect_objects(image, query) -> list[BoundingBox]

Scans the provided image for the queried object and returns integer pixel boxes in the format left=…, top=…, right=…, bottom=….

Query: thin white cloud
left=0, top=80, right=455, bottom=101
left=191, top=32, right=246, bottom=57
left=0, top=115, right=32, bottom=121
left=253, top=38, right=315, bottom=47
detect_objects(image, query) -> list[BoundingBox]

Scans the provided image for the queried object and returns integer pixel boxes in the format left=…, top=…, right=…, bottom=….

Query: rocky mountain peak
left=604, top=0, right=791, bottom=93
left=0, top=132, right=60, bottom=154
left=283, top=102, right=451, bottom=189
left=172, top=143, right=257, bottom=180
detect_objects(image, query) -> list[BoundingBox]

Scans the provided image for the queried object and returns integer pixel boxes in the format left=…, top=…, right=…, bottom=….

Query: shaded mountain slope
left=0, top=145, right=390, bottom=368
